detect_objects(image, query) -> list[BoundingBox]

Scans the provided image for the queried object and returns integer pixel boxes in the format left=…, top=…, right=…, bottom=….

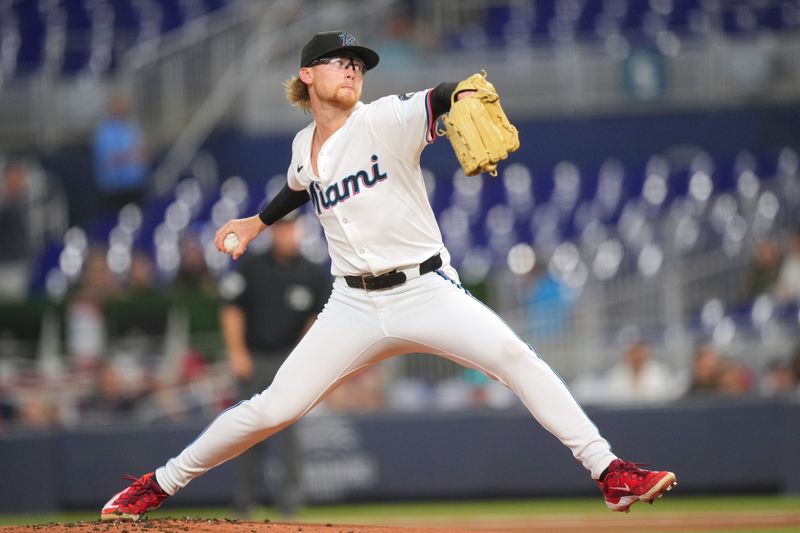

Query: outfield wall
left=1, top=398, right=798, bottom=513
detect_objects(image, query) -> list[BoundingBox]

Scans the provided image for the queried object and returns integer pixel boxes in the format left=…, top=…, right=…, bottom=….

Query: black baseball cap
left=300, top=31, right=380, bottom=71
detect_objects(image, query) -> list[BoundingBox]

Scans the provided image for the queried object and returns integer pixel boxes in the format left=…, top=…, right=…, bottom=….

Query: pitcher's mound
left=0, top=518, right=457, bottom=533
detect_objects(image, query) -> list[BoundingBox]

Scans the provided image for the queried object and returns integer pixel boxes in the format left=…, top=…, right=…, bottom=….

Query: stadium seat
left=0, top=0, right=230, bottom=79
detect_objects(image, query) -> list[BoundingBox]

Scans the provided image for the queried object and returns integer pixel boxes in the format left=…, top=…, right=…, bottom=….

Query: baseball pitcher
left=102, top=31, right=676, bottom=521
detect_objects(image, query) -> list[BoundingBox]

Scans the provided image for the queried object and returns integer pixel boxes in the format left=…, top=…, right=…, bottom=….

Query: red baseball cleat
left=597, top=459, right=677, bottom=512
left=100, top=472, right=169, bottom=521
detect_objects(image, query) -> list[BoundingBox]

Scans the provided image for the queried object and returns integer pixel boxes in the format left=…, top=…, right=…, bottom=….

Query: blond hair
left=284, top=75, right=311, bottom=113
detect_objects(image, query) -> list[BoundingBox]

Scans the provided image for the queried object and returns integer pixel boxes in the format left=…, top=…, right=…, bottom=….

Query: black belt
left=345, top=253, right=442, bottom=291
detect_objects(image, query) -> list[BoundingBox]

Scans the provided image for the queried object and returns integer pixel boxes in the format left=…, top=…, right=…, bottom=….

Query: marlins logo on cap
left=300, top=31, right=380, bottom=71
left=338, top=32, right=357, bottom=47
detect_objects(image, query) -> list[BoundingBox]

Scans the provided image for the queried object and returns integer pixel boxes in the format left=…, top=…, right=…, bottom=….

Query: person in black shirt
left=218, top=211, right=330, bottom=517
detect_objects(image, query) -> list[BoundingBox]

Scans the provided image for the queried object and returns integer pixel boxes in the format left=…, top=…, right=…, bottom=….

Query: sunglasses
left=309, top=56, right=366, bottom=76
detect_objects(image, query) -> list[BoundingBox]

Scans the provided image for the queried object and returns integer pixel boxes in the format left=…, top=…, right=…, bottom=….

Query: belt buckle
left=361, top=270, right=399, bottom=291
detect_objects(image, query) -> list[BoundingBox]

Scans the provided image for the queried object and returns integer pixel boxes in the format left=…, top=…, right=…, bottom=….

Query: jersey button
left=358, top=248, right=365, bottom=255
left=342, top=218, right=349, bottom=224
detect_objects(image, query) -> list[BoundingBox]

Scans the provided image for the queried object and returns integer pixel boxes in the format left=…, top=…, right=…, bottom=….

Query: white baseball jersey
left=287, top=90, right=445, bottom=277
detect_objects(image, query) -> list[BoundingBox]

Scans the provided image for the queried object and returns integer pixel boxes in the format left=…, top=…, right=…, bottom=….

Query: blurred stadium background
left=1, top=0, right=800, bottom=518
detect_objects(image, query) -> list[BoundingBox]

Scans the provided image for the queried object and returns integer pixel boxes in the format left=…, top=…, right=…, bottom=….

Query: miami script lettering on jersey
left=309, top=154, right=388, bottom=214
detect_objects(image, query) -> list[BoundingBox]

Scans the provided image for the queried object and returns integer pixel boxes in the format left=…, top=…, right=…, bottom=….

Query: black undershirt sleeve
left=430, top=82, right=458, bottom=120
left=258, top=184, right=310, bottom=226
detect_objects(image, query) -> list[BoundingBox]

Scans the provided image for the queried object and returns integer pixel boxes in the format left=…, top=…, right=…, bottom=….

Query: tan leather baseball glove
left=440, top=71, right=520, bottom=177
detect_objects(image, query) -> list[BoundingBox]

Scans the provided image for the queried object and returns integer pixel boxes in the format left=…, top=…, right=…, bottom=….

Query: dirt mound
left=4, top=511, right=800, bottom=533
left=0, top=518, right=455, bottom=533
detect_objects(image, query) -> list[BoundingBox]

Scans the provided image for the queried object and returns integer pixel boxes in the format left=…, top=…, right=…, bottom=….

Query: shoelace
left=614, top=461, right=651, bottom=478
left=117, top=474, right=166, bottom=507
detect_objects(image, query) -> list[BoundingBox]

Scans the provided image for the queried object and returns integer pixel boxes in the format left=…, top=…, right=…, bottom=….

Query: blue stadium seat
left=61, top=0, right=93, bottom=73
left=13, top=0, right=44, bottom=75
left=722, top=4, right=759, bottom=35
left=667, top=0, right=700, bottom=34
left=158, top=0, right=183, bottom=33
left=485, top=4, right=511, bottom=45
left=63, top=0, right=92, bottom=31
left=110, top=0, right=139, bottom=30
left=620, top=0, right=650, bottom=33
left=25, top=137, right=800, bottom=297
left=575, top=0, right=604, bottom=37
left=443, top=0, right=799, bottom=52
left=0, top=0, right=237, bottom=78
left=531, top=0, right=557, bottom=40
left=203, top=0, right=228, bottom=11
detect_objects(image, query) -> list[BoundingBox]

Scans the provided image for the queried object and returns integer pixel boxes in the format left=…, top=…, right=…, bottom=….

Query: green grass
left=296, top=495, right=800, bottom=519
left=1, top=495, right=799, bottom=527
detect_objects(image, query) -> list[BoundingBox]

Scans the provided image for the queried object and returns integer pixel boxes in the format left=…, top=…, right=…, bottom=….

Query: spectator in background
left=67, top=246, right=120, bottom=371
left=717, top=358, right=752, bottom=396
left=173, top=348, right=216, bottom=419
left=93, top=93, right=149, bottom=213
left=80, top=358, right=143, bottom=424
left=173, top=231, right=216, bottom=298
left=524, top=261, right=576, bottom=341
left=0, top=160, right=32, bottom=300
left=687, top=343, right=722, bottom=397
left=104, top=250, right=169, bottom=356
left=17, top=389, right=59, bottom=429
left=160, top=232, right=225, bottom=418
left=762, top=359, right=797, bottom=397
left=775, top=229, right=800, bottom=303
left=218, top=212, right=330, bottom=518
left=322, top=365, right=387, bottom=412
left=741, top=239, right=781, bottom=302
left=127, top=249, right=158, bottom=293
left=171, top=231, right=220, bottom=343
left=371, top=14, right=422, bottom=68
left=593, top=340, right=680, bottom=404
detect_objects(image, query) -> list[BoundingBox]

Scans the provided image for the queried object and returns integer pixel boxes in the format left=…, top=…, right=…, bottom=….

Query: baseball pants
left=156, top=265, right=616, bottom=494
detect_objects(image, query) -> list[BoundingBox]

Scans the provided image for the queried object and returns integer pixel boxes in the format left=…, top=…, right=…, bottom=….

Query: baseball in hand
left=223, top=232, right=239, bottom=254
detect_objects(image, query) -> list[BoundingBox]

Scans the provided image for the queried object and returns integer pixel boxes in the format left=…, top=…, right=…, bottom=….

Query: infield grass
left=1, top=494, right=799, bottom=530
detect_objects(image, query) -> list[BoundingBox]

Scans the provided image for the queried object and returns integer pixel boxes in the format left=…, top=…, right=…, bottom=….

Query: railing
left=119, top=1, right=261, bottom=149
left=121, top=0, right=399, bottom=195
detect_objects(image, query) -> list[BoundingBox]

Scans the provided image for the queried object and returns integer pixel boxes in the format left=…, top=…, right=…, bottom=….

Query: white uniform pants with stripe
left=156, top=266, right=616, bottom=495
